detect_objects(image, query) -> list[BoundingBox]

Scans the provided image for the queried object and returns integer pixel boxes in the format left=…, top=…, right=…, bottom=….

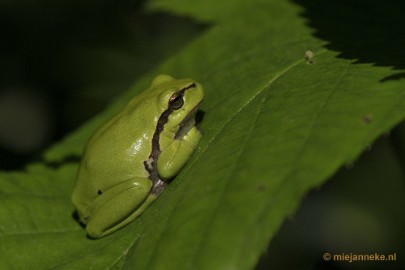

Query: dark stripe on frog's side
left=144, top=83, right=196, bottom=196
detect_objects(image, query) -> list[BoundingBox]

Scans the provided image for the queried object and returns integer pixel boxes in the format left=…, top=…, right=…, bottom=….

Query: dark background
left=0, top=0, right=207, bottom=170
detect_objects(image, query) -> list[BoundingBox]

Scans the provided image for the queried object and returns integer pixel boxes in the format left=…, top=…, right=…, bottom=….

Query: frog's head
left=153, top=75, right=204, bottom=139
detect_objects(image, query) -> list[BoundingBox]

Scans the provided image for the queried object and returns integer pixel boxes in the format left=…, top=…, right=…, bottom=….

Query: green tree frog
left=72, top=75, right=204, bottom=238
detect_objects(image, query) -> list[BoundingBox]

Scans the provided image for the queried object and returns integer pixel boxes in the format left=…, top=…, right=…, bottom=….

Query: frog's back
left=73, top=102, right=159, bottom=205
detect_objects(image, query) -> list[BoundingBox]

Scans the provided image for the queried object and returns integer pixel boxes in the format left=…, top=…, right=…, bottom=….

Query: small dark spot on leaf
left=257, top=182, right=267, bottom=192
left=345, top=162, right=354, bottom=169
left=97, top=190, right=103, bottom=195
left=363, top=113, right=373, bottom=124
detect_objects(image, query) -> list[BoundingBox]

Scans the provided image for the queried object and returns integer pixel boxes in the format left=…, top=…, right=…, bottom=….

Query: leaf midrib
left=134, top=51, right=327, bottom=269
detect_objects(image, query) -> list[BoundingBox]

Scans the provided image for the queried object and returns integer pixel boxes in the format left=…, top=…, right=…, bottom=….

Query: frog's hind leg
left=86, top=177, right=154, bottom=238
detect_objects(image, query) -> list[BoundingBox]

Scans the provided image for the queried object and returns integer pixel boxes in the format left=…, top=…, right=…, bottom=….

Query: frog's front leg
left=158, top=126, right=202, bottom=179
left=84, top=177, right=154, bottom=238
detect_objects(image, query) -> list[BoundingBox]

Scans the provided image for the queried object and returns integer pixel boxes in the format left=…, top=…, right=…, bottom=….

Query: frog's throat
left=174, top=102, right=201, bottom=140
left=144, top=82, right=197, bottom=195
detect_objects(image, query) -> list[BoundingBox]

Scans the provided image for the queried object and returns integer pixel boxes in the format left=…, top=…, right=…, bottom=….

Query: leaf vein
left=237, top=58, right=352, bottom=266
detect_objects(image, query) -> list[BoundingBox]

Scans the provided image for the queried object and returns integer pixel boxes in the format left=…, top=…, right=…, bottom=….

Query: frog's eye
left=169, top=92, right=184, bottom=110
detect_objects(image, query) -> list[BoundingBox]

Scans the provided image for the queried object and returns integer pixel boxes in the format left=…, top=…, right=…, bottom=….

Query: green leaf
left=2, top=0, right=405, bottom=269
left=258, top=135, right=405, bottom=269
